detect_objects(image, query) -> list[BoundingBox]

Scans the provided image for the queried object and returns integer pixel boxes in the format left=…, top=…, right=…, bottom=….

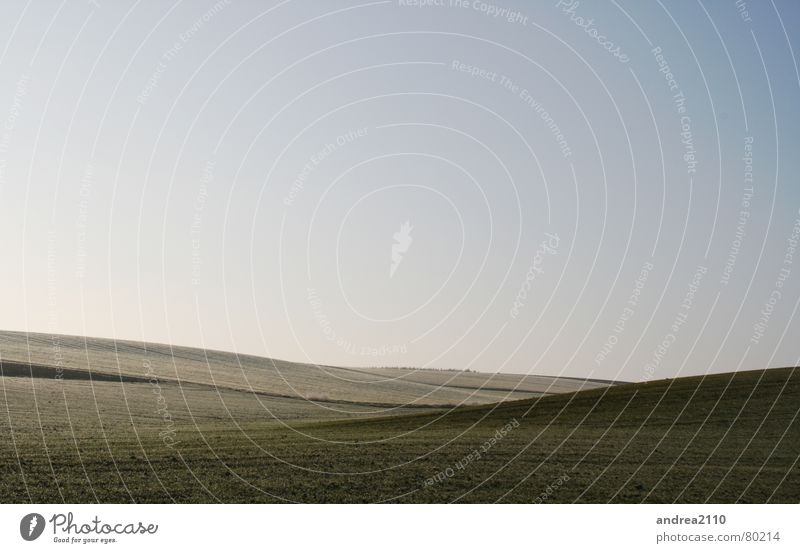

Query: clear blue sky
left=1, top=0, right=799, bottom=382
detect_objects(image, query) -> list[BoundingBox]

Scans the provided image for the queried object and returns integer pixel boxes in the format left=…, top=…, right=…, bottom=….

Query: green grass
left=1, top=364, right=798, bottom=503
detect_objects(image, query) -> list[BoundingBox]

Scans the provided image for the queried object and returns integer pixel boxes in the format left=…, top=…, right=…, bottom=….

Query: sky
left=0, top=0, right=799, bottom=382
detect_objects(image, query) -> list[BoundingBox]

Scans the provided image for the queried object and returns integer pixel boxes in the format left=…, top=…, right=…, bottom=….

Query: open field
left=0, top=331, right=610, bottom=409
left=1, top=333, right=798, bottom=502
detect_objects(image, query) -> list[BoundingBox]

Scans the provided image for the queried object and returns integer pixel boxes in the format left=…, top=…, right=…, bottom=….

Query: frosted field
left=0, top=331, right=613, bottom=417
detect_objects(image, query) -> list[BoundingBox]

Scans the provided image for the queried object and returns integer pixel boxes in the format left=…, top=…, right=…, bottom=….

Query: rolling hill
left=0, top=331, right=611, bottom=410
left=0, top=331, right=797, bottom=503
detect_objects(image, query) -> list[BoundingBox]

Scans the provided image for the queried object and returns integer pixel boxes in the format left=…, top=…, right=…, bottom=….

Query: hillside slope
left=0, top=331, right=611, bottom=407
left=1, top=359, right=797, bottom=503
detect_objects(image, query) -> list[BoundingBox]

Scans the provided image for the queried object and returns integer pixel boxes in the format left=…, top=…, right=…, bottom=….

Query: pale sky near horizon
left=1, top=0, right=799, bottom=381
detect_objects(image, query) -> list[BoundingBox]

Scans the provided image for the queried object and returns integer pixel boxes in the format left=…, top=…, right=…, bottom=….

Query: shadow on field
left=0, top=360, right=151, bottom=384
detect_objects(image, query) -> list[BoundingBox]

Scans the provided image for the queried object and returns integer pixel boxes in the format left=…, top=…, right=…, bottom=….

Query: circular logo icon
left=20, top=513, right=45, bottom=541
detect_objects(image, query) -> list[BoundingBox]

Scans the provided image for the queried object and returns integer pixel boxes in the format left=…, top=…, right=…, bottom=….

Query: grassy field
left=1, top=333, right=798, bottom=503
left=0, top=331, right=609, bottom=407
